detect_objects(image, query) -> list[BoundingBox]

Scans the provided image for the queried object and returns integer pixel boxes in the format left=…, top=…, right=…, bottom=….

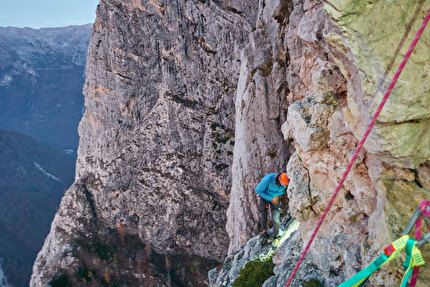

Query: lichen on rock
left=325, top=0, right=430, bottom=168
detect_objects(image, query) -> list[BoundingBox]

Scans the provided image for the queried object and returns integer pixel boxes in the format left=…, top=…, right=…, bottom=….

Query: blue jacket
left=255, top=173, right=287, bottom=202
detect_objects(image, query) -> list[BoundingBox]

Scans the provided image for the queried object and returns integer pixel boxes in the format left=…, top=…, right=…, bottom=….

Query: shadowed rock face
left=226, top=0, right=294, bottom=253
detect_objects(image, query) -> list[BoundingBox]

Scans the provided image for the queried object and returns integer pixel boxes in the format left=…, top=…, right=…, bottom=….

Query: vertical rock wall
left=31, top=0, right=430, bottom=286
left=76, top=0, right=250, bottom=260
left=226, top=0, right=430, bottom=286
left=32, top=0, right=258, bottom=286
left=281, top=0, right=430, bottom=286
left=226, top=0, right=294, bottom=253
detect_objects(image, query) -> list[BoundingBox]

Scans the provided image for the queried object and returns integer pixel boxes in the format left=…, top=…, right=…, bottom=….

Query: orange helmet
left=279, top=172, right=289, bottom=186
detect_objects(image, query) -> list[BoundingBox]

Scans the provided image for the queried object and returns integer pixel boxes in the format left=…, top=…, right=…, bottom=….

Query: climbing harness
left=338, top=201, right=430, bottom=287
left=285, top=6, right=430, bottom=286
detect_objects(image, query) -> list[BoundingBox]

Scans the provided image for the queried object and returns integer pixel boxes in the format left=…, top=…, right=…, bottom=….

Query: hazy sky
left=0, top=0, right=100, bottom=28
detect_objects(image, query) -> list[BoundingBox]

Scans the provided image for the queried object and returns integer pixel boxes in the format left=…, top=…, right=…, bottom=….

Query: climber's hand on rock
left=272, top=197, right=280, bottom=205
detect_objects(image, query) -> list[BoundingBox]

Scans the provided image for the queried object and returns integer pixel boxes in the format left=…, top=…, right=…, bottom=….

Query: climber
left=255, top=171, right=289, bottom=241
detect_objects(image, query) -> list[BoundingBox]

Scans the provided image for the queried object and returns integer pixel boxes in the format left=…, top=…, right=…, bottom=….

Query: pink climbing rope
left=285, top=7, right=430, bottom=287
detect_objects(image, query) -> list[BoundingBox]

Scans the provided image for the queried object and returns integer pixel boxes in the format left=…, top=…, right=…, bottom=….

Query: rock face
left=33, top=0, right=430, bottom=286
left=210, top=217, right=300, bottom=287
left=32, top=0, right=258, bottom=286
left=226, top=0, right=294, bottom=253
left=325, top=0, right=430, bottom=169
left=76, top=0, right=252, bottom=260
left=223, top=0, right=430, bottom=286
left=210, top=228, right=326, bottom=287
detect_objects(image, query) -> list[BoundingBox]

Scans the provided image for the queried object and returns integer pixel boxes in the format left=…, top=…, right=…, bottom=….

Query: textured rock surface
left=32, top=0, right=257, bottom=286
left=210, top=218, right=305, bottom=287
left=325, top=0, right=430, bottom=168
left=32, top=0, right=430, bottom=286
left=31, top=181, right=98, bottom=286
left=225, top=0, right=430, bottom=286
left=226, top=0, right=293, bottom=254
left=77, top=0, right=255, bottom=259
left=282, top=92, right=337, bottom=152
left=209, top=233, right=274, bottom=287
left=279, top=0, right=430, bottom=285
left=32, top=178, right=216, bottom=286
left=269, top=231, right=326, bottom=287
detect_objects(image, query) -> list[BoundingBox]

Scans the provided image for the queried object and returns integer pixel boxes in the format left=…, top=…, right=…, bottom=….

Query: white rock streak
left=33, top=162, right=61, bottom=182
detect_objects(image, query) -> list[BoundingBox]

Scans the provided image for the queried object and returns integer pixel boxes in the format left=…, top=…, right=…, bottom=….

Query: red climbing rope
left=285, top=7, right=430, bottom=287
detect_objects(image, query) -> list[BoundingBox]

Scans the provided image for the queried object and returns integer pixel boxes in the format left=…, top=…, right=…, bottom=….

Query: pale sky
left=0, top=0, right=100, bottom=28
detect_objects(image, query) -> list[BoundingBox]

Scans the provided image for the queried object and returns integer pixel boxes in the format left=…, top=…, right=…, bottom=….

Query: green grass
left=302, top=278, right=324, bottom=287
left=232, top=259, right=275, bottom=287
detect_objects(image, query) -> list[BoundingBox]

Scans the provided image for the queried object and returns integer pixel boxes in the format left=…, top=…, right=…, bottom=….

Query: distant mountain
left=0, top=24, right=92, bottom=150
left=0, top=129, right=75, bottom=287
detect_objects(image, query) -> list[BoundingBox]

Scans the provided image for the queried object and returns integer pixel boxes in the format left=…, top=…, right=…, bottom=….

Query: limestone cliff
left=32, top=0, right=430, bottom=286
left=31, top=0, right=258, bottom=286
